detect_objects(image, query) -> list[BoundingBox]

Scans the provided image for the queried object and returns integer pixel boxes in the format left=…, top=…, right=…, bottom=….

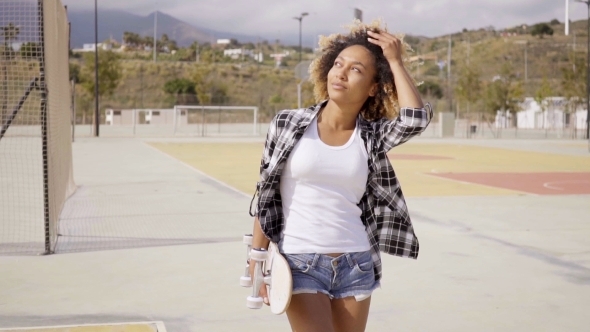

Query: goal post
left=173, top=105, right=259, bottom=136
left=0, top=0, right=75, bottom=255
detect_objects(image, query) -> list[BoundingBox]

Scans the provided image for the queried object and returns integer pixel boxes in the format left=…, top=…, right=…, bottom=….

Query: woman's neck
left=320, top=99, right=361, bottom=130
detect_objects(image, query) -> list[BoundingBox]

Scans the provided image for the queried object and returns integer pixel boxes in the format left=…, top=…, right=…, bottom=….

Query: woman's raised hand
left=367, top=30, right=403, bottom=65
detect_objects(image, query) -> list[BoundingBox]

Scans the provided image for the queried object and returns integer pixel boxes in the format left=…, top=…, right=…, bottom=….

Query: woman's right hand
left=250, top=217, right=271, bottom=305
left=249, top=258, right=270, bottom=305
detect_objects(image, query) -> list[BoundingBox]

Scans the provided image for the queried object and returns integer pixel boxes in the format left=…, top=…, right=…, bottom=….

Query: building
left=75, top=43, right=113, bottom=52
left=515, top=97, right=586, bottom=129
left=105, top=109, right=187, bottom=126
left=223, top=48, right=263, bottom=62
left=223, top=48, right=252, bottom=59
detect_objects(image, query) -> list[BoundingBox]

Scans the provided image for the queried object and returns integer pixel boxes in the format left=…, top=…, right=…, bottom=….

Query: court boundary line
left=0, top=321, right=167, bottom=332
left=143, top=142, right=251, bottom=199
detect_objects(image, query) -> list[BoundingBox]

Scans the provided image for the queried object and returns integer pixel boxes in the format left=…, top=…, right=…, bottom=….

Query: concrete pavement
left=1, top=137, right=589, bottom=331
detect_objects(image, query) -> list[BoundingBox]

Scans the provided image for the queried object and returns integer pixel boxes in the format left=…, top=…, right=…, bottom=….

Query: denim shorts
left=284, top=250, right=379, bottom=300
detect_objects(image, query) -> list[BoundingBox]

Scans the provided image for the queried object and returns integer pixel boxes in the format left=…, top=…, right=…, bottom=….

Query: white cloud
left=62, top=0, right=588, bottom=42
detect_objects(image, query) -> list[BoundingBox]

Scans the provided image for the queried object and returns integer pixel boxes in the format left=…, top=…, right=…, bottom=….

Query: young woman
left=248, top=21, right=432, bottom=332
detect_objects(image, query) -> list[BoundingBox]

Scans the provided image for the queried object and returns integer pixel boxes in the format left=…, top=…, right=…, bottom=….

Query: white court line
left=143, top=142, right=251, bottom=198
left=0, top=321, right=167, bottom=332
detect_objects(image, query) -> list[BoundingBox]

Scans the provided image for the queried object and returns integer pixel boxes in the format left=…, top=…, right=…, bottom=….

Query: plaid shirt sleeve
left=249, top=114, right=279, bottom=217
left=374, top=103, right=433, bottom=151
left=259, top=115, right=279, bottom=182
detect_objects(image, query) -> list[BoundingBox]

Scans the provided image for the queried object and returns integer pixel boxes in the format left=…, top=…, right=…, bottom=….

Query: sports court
left=2, top=136, right=590, bottom=331
left=149, top=139, right=590, bottom=197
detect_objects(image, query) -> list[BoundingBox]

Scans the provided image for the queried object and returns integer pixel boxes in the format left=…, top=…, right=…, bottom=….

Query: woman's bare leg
left=331, top=296, right=371, bottom=332
left=286, top=293, right=334, bottom=332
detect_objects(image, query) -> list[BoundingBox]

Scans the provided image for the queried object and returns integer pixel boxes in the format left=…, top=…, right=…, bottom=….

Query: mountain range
left=68, top=9, right=261, bottom=48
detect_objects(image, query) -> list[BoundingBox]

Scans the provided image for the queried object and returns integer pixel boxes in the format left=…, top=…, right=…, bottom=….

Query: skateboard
left=239, top=234, right=292, bottom=315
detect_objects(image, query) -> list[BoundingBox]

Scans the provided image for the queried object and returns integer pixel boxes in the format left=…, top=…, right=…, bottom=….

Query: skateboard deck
left=267, top=242, right=292, bottom=315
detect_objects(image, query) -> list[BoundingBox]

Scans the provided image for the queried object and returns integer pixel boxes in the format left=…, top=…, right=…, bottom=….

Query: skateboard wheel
left=243, top=234, right=253, bottom=245
left=264, top=275, right=271, bottom=286
left=249, top=248, right=268, bottom=261
left=247, top=296, right=264, bottom=309
left=240, top=276, right=252, bottom=287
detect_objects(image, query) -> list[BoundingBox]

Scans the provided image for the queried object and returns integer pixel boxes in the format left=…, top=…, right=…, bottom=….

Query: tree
left=19, top=42, right=41, bottom=59
left=534, top=76, right=552, bottom=114
left=69, top=62, right=81, bottom=82
left=143, top=36, right=154, bottom=49
left=192, top=66, right=229, bottom=105
left=123, top=31, right=141, bottom=48
left=163, top=78, right=197, bottom=105
left=561, top=54, right=587, bottom=114
left=417, top=80, right=443, bottom=99
left=1, top=23, right=20, bottom=59
left=550, top=19, right=560, bottom=25
left=531, top=23, right=554, bottom=38
left=483, top=62, right=524, bottom=117
left=79, top=50, right=122, bottom=99
left=1, top=23, right=19, bottom=48
left=168, top=40, right=178, bottom=51
left=1, top=22, right=20, bottom=122
left=455, top=62, right=482, bottom=113
left=159, top=33, right=178, bottom=51
left=404, top=35, right=421, bottom=48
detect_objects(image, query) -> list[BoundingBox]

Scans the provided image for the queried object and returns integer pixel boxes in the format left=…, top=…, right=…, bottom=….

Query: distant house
left=72, top=43, right=118, bottom=53
left=224, top=48, right=252, bottom=59
left=84, top=43, right=111, bottom=51
left=223, top=48, right=263, bottom=62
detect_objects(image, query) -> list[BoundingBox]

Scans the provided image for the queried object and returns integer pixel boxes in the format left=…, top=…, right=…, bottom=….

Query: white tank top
left=279, top=116, right=370, bottom=254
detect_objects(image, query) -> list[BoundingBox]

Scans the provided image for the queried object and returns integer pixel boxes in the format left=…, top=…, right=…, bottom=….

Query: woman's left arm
left=368, top=31, right=433, bottom=150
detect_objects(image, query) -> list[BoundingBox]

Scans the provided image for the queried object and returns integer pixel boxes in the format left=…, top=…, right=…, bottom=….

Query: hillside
left=401, top=19, right=588, bottom=112
left=71, top=59, right=315, bottom=124
left=69, top=18, right=589, bottom=124
left=68, top=10, right=258, bottom=47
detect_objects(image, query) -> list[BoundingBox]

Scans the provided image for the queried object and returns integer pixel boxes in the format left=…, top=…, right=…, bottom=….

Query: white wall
left=575, top=110, right=588, bottom=130
left=516, top=97, right=569, bottom=129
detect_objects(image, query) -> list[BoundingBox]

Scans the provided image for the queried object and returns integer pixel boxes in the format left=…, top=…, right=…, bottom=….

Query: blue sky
left=62, top=0, right=587, bottom=41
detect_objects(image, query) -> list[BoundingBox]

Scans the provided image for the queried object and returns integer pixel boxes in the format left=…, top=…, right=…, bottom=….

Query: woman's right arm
left=249, top=216, right=270, bottom=305
left=251, top=216, right=270, bottom=250
left=248, top=113, right=282, bottom=305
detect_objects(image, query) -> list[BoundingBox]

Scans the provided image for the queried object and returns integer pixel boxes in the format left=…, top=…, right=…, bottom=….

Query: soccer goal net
left=0, top=0, right=75, bottom=255
left=173, top=105, right=259, bottom=136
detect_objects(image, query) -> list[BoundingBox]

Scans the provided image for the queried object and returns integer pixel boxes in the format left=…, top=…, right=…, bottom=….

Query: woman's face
left=327, top=45, right=378, bottom=107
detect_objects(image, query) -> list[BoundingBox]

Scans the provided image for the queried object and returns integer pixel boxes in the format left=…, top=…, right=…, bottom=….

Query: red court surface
left=389, top=153, right=454, bottom=160
left=429, top=172, right=590, bottom=195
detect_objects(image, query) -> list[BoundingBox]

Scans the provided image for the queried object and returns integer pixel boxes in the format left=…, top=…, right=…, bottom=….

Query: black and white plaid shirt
left=250, top=100, right=433, bottom=281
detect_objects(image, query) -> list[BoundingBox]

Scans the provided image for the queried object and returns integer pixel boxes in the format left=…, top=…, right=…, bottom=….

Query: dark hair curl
left=309, top=20, right=415, bottom=120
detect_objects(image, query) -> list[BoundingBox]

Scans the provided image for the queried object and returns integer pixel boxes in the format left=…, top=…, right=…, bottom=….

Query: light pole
left=153, top=1, right=157, bottom=63
left=94, top=0, right=99, bottom=137
left=447, top=34, right=452, bottom=115
left=293, top=12, right=308, bottom=64
left=576, top=0, right=590, bottom=142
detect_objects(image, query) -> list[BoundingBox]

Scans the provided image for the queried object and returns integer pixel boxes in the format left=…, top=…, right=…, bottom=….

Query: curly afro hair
left=309, top=20, right=415, bottom=120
